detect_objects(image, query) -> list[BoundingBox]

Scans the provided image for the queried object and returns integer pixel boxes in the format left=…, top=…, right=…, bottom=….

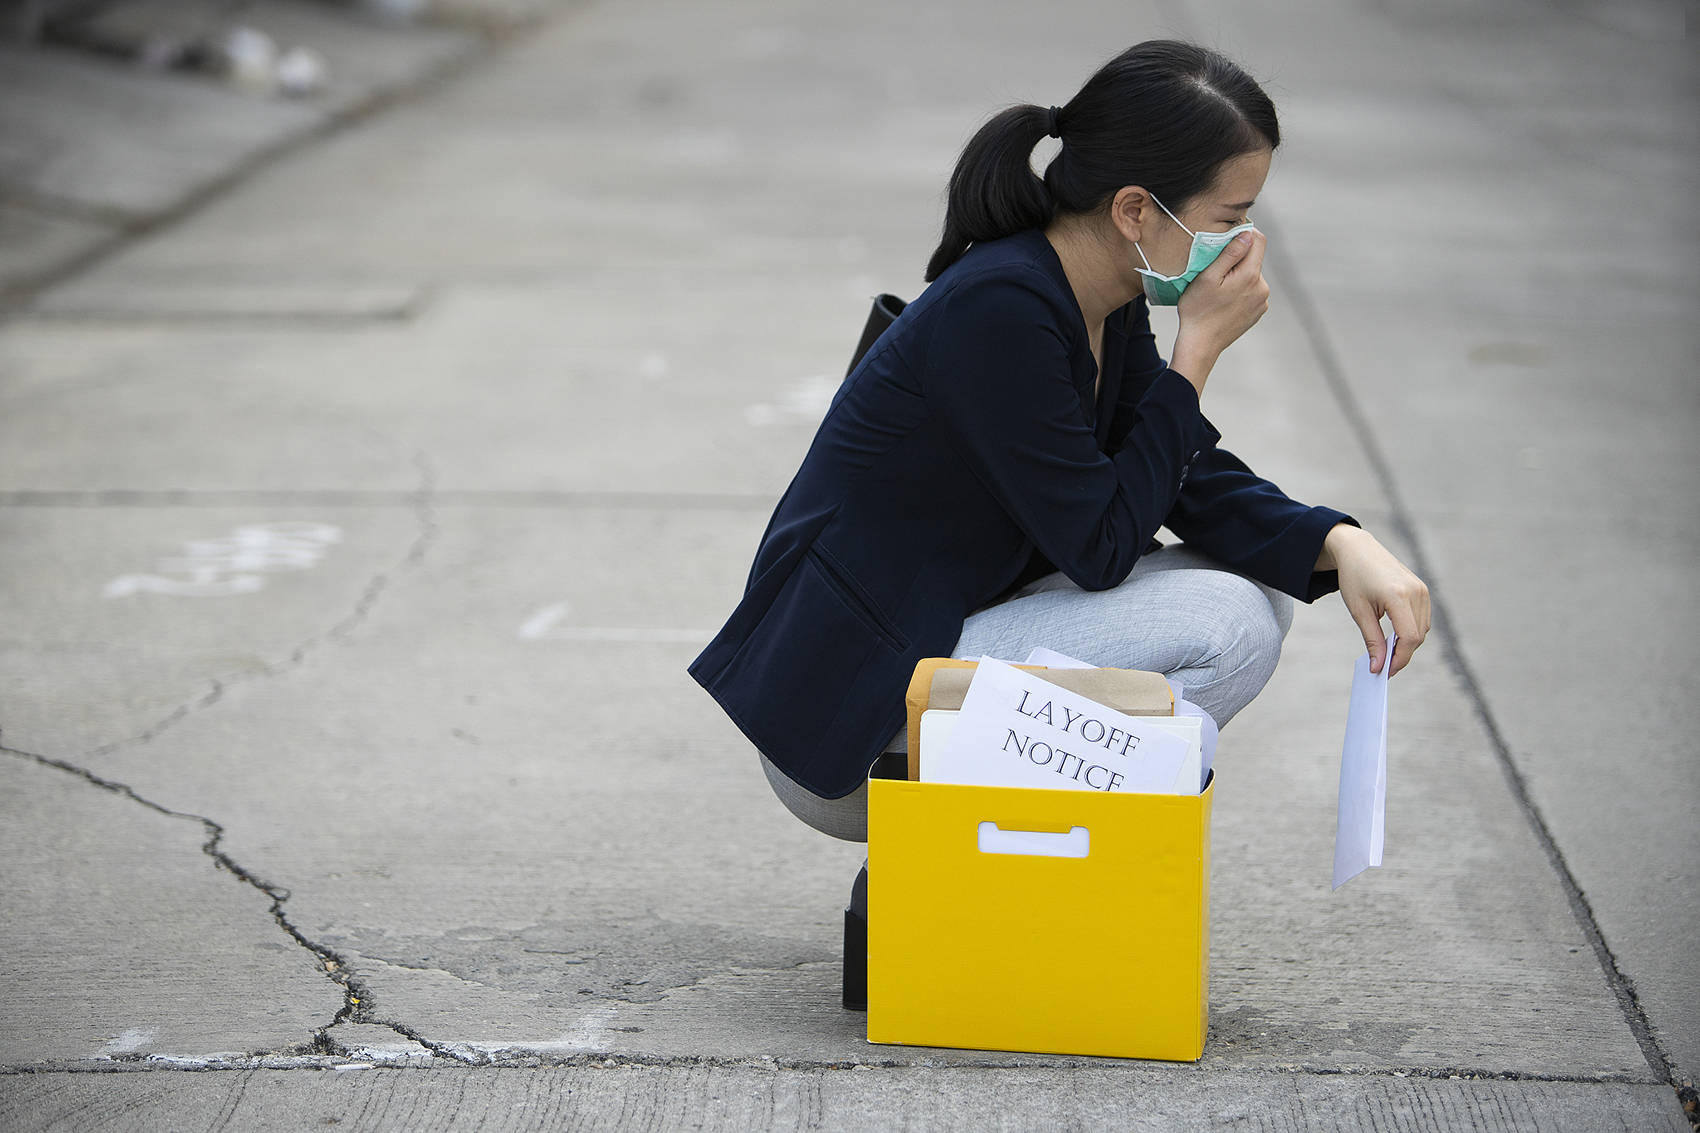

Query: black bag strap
left=845, top=293, right=909, bottom=377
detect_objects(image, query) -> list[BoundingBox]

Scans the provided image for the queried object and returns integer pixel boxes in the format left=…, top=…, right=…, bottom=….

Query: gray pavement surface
left=0, top=0, right=502, bottom=297
left=1, top=0, right=1695, bottom=1129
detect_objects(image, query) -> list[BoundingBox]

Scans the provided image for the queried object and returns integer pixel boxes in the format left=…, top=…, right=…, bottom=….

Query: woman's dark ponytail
left=924, top=105, right=1058, bottom=283
left=923, top=41, right=1280, bottom=282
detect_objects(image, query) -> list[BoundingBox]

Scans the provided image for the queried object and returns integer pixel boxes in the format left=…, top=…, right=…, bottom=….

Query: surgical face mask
left=1133, top=195, right=1257, bottom=306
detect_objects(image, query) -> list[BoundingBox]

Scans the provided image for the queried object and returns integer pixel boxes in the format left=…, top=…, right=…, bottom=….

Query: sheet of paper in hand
left=926, top=658, right=1192, bottom=794
left=1333, top=631, right=1395, bottom=889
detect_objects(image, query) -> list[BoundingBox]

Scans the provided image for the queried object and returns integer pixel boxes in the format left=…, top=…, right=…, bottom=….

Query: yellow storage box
left=866, top=658, right=1212, bottom=1062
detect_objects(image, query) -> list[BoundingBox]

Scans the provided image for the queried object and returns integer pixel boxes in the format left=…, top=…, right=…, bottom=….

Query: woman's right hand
left=1169, top=229, right=1270, bottom=396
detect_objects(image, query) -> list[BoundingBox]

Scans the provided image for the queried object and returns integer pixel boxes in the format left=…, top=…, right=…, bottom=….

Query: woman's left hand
left=1319, top=524, right=1431, bottom=677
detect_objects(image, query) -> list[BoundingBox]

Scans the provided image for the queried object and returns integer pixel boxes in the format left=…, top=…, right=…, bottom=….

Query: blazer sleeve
left=1109, top=297, right=1358, bottom=602
left=922, top=268, right=1212, bottom=592
left=1166, top=443, right=1359, bottom=601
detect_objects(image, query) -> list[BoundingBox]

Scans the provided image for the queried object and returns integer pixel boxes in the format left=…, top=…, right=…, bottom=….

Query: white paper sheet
left=1020, top=646, right=1096, bottom=669
left=1021, top=647, right=1220, bottom=784
left=922, top=709, right=1203, bottom=793
left=1161, top=714, right=1205, bottom=795
left=928, top=658, right=1191, bottom=794
left=1332, top=631, right=1395, bottom=889
left=1164, top=679, right=1219, bottom=787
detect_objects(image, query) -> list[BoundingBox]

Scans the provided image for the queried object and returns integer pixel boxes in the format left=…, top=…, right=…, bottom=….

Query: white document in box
left=1019, top=646, right=1096, bottom=669
left=1020, top=646, right=1219, bottom=785
left=925, top=658, right=1193, bottom=795
left=923, top=710, right=1203, bottom=794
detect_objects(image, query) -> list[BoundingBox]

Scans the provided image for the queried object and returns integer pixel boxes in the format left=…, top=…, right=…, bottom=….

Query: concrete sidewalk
left=1, top=0, right=1694, bottom=1128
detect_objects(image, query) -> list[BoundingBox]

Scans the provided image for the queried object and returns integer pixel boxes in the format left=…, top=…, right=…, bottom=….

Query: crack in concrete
left=1264, top=228, right=1683, bottom=1098
left=358, top=955, right=491, bottom=982
left=83, top=678, right=229, bottom=760
left=0, top=742, right=478, bottom=1065
left=0, top=451, right=443, bottom=1063
left=85, top=452, right=439, bottom=761
left=0, top=740, right=376, bottom=1056
left=335, top=1017, right=477, bottom=1066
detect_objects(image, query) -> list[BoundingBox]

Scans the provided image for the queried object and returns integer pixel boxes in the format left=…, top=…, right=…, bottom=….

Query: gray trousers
left=757, top=543, right=1294, bottom=845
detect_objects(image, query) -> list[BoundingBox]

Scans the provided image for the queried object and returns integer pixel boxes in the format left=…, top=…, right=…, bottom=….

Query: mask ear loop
left=1150, top=193, right=1197, bottom=238
left=1134, top=192, right=1197, bottom=277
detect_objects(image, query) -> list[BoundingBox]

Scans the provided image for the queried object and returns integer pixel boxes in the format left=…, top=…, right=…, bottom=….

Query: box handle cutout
left=977, top=822, right=1090, bottom=858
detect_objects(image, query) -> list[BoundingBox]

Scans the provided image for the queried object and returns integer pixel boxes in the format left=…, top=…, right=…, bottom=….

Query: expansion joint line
left=1264, top=225, right=1681, bottom=1095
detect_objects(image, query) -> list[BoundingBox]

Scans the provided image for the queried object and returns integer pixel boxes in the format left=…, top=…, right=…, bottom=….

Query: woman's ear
left=1109, top=186, right=1152, bottom=245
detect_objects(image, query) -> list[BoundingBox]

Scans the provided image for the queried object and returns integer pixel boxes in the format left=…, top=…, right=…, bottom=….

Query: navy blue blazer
left=688, top=227, right=1357, bottom=799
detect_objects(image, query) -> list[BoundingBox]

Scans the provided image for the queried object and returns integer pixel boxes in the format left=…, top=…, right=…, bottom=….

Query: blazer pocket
left=805, top=543, right=911, bottom=653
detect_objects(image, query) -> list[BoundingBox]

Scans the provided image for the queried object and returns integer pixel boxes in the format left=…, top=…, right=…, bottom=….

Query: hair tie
left=1045, top=105, right=1063, bottom=139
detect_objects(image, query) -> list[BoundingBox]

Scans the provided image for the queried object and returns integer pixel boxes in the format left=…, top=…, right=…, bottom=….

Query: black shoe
left=842, top=862, right=868, bottom=1011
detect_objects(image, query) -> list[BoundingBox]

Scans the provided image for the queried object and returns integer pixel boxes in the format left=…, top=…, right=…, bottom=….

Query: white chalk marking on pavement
left=517, top=601, right=571, bottom=639
left=104, top=522, right=342, bottom=598
left=555, top=1003, right=620, bottom=1051
left=519, top=600, right=713, bottom=645
left=102, top=1028, right=156, bottom=1055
